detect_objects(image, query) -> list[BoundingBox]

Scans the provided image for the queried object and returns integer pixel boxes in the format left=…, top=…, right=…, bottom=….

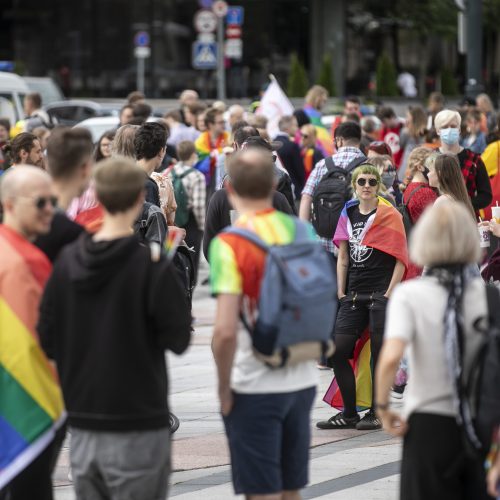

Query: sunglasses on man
left=356, top=178, right=379, bottom=187
left=20, top=195, right=58, bottom=210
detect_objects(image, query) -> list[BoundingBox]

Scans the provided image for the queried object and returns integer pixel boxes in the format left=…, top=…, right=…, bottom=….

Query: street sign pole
left=137, top=56, right=145, bottom=94
left=216, top=16, right=225, bottom=100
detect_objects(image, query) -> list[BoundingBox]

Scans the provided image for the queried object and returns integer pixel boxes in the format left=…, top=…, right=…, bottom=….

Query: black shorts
left=334, top=290, right=388, bottom=338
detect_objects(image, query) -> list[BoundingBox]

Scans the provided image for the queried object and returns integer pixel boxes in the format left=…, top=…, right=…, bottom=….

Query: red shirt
left=403, top=182, right=437, bottom=224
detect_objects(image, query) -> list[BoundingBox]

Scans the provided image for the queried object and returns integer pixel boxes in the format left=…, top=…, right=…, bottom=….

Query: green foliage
left=287, top=53, right=309, bottom=97
left=376, top=53, right=398, bottom=97
left=440, top=67, right=459, bottom=96
left=316, top=54, right=336, bottom=97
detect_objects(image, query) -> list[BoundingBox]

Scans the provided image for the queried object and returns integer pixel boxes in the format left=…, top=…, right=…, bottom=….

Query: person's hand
left=219, top=386, right=234, bottom=417
left=378, top=409, right=408, bottom=437
left=487, top=457, right=500, bottom=497
left=338, top=292, right=347, bottom=300
left=489, top=219, right=500, bottom=238
left=169, top=226, right=186, bottom=240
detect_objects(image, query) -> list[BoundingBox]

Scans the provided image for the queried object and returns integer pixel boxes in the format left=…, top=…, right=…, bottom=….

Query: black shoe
left=316, top=412, right=360, bottom=429
left=356, top=409, right=382, bottom=430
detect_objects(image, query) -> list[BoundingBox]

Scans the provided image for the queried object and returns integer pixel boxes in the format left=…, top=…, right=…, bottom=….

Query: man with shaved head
left=0, top=166, right=65, bottom=500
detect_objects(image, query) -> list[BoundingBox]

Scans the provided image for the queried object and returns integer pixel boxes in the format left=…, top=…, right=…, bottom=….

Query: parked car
left=0, top=72, right=29, bottom=125
left=23, top=77, right=65, bottom=105
left=73, top=116, right=119, bottom=142
left=44, top=100, right=121, bottom=126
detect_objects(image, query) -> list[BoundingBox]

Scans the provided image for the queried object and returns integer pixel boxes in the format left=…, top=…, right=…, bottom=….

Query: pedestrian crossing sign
left=192, top=41, right=218, bottom=69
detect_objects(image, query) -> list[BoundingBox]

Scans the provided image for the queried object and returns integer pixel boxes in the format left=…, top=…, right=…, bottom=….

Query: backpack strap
left=404, top=184, right=426, bottom=206
left=292, top=218, right=312, bottom=242
left=223, top=226, right=270, bottom=252
left=324, top=156, right=336, bottom=172
left=345, top=155, right=367, bottom=174
left=173, top=167, right=196, bottom=181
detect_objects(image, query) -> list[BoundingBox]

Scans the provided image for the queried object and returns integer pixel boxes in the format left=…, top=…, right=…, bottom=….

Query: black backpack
left=460, top=284, right=500, bottom=456
left=397, top=185, right=425, bottom=237
left=311, top=155, right=366, bottom=238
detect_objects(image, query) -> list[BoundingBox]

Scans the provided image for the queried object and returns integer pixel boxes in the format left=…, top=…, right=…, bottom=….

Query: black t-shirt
left=346, top=205, right=396, bottom=293
left=35, top=211, right=85, bottom=263
left=144, top=175, right=161, bottom=208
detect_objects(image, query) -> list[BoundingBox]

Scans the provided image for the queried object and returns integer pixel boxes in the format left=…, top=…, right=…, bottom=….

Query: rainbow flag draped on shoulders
left=324, top=197, right=408, bottom=411
left=0, top=225, right=65, bottom=489
left=333, top=197, right=408, bottom=269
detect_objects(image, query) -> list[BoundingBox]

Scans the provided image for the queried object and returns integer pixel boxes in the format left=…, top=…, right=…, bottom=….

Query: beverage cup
left=479, top=224, right=491, bottom=248
left=492, top=206, right=500, bottom=224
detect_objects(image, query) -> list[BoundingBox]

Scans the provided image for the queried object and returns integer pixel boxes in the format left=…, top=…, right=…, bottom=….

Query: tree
left=376, top=53, right=398, bottom=96
left=287, top=53, right=309, bottom=97
left=316, top=54, right=336, bottom=97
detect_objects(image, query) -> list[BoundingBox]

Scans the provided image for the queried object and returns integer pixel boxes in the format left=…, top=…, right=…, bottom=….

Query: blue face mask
left=440, top=127, right=460, bottom=145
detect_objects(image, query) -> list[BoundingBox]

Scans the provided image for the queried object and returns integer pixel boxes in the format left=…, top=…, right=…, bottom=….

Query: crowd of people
left=1, top=83, right=500, bottom=500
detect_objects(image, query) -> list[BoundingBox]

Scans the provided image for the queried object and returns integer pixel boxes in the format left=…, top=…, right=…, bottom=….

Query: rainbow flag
left=323, top=330, right=372, bottom=411
left=333, top=197, right=408, bottom=269
left=0, top=225, right=65, bottom=489
left=194, top=131, right=229, bottom=185
left=303, top=105, right=334, bottom=157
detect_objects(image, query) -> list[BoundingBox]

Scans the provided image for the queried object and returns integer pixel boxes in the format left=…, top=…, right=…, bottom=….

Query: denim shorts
left=223, top=386, right=316, bottom=495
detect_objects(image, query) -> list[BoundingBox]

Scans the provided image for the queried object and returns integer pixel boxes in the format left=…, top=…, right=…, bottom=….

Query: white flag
left=256, top=78, right=294, bottom=138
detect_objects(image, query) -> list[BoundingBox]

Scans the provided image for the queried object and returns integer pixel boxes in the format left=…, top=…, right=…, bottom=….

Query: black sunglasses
left=357, top=178, right=378, bottom=187
left=34, top=196, right=58, bottom=210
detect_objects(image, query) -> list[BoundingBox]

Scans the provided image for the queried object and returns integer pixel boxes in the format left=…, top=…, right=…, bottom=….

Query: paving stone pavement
left=54, top=260, right=402, bottom=499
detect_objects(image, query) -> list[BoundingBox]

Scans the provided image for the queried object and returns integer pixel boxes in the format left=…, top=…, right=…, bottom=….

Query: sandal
left=316, top=411, right=360, bottom=430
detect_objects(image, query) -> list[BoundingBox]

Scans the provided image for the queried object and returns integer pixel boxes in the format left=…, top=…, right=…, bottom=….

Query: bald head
left=1, top=165, right=52, bottom=203
left=179, top=89, right=199, bottom=106
left=1, top=166, right=55, bottom=240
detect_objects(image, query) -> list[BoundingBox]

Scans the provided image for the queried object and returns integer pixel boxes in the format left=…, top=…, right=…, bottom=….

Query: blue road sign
left=134, top=31, right=150, bottom=47
left=226, top=6, right=244, bottom=25
left=192, top=41, right=218, bottom=70
left=0, top=61, right=14, bottom=72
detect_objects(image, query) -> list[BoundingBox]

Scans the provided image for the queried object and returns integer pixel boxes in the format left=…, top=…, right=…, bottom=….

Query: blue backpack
left=224, top=218, right=336, bottom=368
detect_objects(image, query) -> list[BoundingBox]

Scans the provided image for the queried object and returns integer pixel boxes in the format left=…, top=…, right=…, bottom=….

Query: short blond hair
left=305, top=85, right=328, bottom=109
left=410, top=201, right=480, bottom=266
left=434, top=109, right=461, bottom=132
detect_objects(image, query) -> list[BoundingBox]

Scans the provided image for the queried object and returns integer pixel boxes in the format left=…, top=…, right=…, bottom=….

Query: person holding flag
left=0, top=166, right=65, bottom=500
left=318, top=164, right=407, bottom=431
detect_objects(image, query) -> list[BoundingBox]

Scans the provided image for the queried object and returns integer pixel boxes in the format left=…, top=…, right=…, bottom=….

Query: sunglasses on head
left=356, top=178, right=378, bottom=187
left=33, top=196, right=58, bottom=210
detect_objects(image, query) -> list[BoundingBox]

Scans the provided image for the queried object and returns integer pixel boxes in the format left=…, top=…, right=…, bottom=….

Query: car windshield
left=24, top=79, right=64, bottom=105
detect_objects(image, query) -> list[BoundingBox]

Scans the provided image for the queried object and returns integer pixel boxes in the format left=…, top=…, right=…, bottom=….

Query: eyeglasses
left=20, top=195, right=58, bottom=210
left=356, top=178, right=378, bottom=187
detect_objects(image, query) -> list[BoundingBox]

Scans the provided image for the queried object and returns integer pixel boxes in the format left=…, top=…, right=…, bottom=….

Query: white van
left=0, top=73, right=29, bottom=126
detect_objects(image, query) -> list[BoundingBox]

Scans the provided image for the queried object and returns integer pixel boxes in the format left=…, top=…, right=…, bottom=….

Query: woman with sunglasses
left=317, top=164, right=407, bottom=430
left=299, top=124, right=324, bottom=180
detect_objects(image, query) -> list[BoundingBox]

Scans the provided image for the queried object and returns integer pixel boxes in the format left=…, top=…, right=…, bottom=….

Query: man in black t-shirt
left=35, top=127, right=93, bottom=262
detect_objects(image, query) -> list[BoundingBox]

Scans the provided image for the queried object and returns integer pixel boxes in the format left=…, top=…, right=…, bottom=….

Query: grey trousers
left=70, top=427, right=171, bottom=500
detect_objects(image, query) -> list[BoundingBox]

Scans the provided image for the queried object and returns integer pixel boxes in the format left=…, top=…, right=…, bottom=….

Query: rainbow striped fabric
left=194, top=131, right=229, bottom=184
left=303, top=105, right=334, bottom=156
left=333, top=197, right=409, bottom=269
left=0, top=225, right=65, bottom=489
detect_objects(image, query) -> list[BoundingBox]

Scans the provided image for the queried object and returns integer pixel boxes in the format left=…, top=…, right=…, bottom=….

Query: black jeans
left=401, top=413, right=493, bottom=500
left=329, top=291, right=388, bottom=417
left=183, top=211, right=203, bottom=284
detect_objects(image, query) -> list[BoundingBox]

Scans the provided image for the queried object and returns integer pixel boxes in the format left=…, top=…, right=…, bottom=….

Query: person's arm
left=192, top=173, right=206, bottom=230
left=385, top=260, right=405, bottom=298
left=490, top=219, right=500, bottom=238
left=150, top=261, right=192, bottom=354
left=472, top=158, right=493, bottom=210
left=299, top=194, right=313, bottom=221
left=38, top=271, right=58, bottom=360
left=375, top=338, right=408, bottom=436
left=337, top=240, right=349, bottom=299
left=212, top=294, right=240, bottom=416
left=202, top=190, right=226, bottom=260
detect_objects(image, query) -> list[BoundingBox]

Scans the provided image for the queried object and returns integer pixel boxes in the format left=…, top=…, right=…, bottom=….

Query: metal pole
left=137, top=56, right=145, bottom=94
left=216, top=16, right=226, bottom=100
left=465, top=0, right=484, bottom=97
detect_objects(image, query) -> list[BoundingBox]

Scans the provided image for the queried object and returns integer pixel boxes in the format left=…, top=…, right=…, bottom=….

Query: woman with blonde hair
left=476, top=93, right=496, bottom=133
left=304, top=85, right=328, bottom=112
left=434, top=109, right=492, bottom=212
left=317, top=164, right=407, bottom=431
left=376, top=201, right=493, bottom=500
left=299, top=123, right=324, bottom=179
